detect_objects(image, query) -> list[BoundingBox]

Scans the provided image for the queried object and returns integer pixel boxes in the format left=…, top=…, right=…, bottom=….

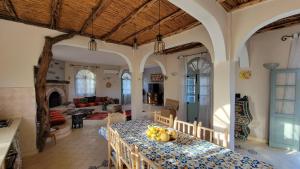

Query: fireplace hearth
left=46, top=81, right=68, bottom=108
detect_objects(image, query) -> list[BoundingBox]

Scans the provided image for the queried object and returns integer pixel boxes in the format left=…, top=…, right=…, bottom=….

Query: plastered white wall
left=235, top=24, right=299, bottom=142
left=64, top=62, right=122, bottom=101
left=0, top=19, right=64, bottom=156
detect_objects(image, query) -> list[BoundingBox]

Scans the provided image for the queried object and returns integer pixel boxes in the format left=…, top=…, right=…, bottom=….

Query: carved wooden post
left=35, top=33, right=75, bottom=151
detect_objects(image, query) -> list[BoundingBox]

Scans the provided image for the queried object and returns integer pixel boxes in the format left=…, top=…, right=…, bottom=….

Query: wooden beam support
left=80, top=0, right=112, bottom=34
left=101, top=0, right=157, bottom=40
left=0, top=14, right=132, bottom=47
left=231, top=0, right=265, bottom=12
left=35, top=33, right=75, bottom=152
left=139, top=21, right=200, bottom=45
left=163, top=42, right=203, bottom=55
left=120, top=9, right=184, bottom=43
left=257, top=19, right=300, bottom=34
left=50, top=0, right=63, bottom=29
left=3, top=0, right=17, bottom=18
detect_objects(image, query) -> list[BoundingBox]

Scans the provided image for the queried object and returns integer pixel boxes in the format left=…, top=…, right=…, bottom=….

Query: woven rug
left=85, top=112, right=109, bottom=120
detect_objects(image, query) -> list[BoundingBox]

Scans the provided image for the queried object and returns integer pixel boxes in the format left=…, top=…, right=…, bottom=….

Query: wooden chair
left=196, top=124, right=228, bottom=147
left=108, top=126, right=120, bottom=169
left=107, top=112, right=127, bottom=126
left=118, top=139, right=140, bottom=169
left=139, top=153, right=161, bottom=169
left=173, top=117, right=197, bottom=137
left=154, top=111, right=173, bottom=127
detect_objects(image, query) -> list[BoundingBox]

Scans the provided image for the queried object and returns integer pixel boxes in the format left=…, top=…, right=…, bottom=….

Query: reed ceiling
left=218, top=0, right=265, bottom=12
left=0, top=0, right=200, bottom=47
left=0, top=0, right=298, bottom=47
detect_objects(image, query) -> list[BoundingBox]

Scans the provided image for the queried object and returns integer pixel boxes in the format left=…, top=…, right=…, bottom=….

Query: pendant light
left=133, top=23, right=138, bottom=49
left=88, top=8, right=97, bottom=51
left=154, top=0, right=165, bottom=55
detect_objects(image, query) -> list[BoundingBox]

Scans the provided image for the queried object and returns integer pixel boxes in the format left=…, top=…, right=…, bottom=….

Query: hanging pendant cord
left=158, top=0, right=160, bottom=35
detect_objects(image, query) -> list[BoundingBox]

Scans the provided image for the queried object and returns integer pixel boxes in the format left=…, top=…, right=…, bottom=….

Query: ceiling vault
left=3, top=0, right=17, bottom=18
left=101, top=0, right=157, bottom=40
left=50, top=0, right=63, bottom=29
left=80, top=0, right=112, bottom=34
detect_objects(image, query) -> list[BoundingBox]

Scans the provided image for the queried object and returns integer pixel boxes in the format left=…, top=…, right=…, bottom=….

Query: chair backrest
left=107, top=126, right=120, bottom=150
left=107, top=112, right=126, bottom=126
left=139, top=153, right=161, bottom=169
left=154, top=111, right=173, bottom=127
left=196, top=124, right=228, bottom=147
left=119, top=138, right=140, bottom=169
left=165, top=98, right=179, bottom=110
left=173, top=117, right=197, bottom=137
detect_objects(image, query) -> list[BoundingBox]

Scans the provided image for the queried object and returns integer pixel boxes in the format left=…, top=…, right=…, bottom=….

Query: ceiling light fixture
left=133, top=23, right=138, bottom=49
left=88, top=8, right=97, bottom=51
left=154, top=0, right=165, bottom=55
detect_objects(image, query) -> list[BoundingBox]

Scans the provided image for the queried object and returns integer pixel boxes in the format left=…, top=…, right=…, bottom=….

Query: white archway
left=232, top=1, right=300, bottom=61
left=56, top=36, right=134, bottom=72
left=168, top=0, right=227, bottom=62
left=138, top=25, right=215, bottom=74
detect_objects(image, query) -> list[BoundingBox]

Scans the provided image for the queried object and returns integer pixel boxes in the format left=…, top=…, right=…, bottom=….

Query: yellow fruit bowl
left=146, top=125, right=177, bottom=142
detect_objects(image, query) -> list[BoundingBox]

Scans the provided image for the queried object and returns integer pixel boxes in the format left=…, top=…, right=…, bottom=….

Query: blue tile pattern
left=111, top=120, right=273, bottom=169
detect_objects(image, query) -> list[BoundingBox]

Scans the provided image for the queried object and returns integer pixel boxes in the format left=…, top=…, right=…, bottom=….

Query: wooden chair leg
left=108, top=145, right=112, bottom=169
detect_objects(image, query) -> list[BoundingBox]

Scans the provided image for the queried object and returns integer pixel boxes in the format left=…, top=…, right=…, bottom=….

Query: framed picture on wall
left=151, top=73, right=164, bottom=82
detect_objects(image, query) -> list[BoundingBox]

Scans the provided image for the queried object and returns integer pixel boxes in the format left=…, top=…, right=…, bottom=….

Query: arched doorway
left=121, top=71, right=131, bottom=105
left=186, top=55, right=213, bottom=128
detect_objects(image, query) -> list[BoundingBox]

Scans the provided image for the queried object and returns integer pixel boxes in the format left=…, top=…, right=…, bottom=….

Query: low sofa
left=73, top=96, right=119, bottom=108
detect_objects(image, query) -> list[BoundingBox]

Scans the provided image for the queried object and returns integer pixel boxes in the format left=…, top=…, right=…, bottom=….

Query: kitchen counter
left=0, top=118, right=21, bottom=167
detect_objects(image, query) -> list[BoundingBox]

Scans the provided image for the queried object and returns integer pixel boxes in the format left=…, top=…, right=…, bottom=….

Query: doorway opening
left=185, top=55, right=213, bottom=128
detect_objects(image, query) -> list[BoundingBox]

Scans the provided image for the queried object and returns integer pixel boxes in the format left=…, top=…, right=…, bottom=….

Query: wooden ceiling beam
left=163, top=42, right=203, bottom=55
left=0, top=14, right=132, bottom=47
left=80, top=0, right=112, bottom=34
left=50, top=0, right=63, bottom=29
left=3, top=0, right=17, bottom=18
left=120, top=9, right=185, bottom=43
left=231, top=0, right=265, bottom=12
left=139, top=21, right=200, bottom=45
left=257, top=19, right=300, bottom=34
left=101, top=0, right=157, bottom=40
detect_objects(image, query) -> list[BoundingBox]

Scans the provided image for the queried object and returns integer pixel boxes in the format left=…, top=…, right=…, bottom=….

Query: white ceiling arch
left=168, top=0, right=228, bottom=63
left=52, top=45, right=128, bottom=66
left=232, top=0, right=300, bottom=64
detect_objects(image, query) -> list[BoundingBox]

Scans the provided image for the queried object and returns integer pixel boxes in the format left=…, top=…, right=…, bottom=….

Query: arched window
left=75, top=69, right=96, bottom=97
left=121, top=71, right=131, bottom=105
left=186, top=56, right=213, bottom=127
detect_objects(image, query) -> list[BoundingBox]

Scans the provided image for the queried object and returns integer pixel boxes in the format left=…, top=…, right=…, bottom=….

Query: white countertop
left=0, top=118, right=21, bottom=166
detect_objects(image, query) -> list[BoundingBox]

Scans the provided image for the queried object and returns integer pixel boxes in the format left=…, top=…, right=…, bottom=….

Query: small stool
left=72, top=113, right=83, bottom=129
left=48, top=131, right=57, bottom=144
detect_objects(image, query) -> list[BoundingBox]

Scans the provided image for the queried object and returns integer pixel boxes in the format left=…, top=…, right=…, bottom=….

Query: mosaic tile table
left=111, top=120, right=273, bottom=169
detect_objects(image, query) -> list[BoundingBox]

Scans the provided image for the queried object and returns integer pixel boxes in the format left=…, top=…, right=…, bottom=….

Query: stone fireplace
left=46, top=81, right=69, bottom=108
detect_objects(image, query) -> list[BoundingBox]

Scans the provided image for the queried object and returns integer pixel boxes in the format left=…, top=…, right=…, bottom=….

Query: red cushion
left=78, top=103, right=88, bottom=107
left=50, top=111, right=65, bottom=126
left=88, top=102, right=96, bottom=106
left=73, top=98, right=80, bottom=105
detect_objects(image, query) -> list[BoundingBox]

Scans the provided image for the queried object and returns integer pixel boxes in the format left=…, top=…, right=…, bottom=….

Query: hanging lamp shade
left=88, top=7, right=97, bottom=51
left=154, top=0, right=165, bottom=55
left=154, top=34, right=165, bottom=55
left=88, top=36, right=97, bottom=51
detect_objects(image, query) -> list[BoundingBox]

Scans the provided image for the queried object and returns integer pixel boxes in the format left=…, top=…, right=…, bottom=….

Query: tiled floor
left=236, top=140, right=300, bottom=169
left=23, top=121, right=108, bottom=169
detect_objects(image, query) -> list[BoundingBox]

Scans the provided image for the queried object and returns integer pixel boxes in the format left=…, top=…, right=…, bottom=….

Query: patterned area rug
left=85, top=112, right=109, bottom=120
